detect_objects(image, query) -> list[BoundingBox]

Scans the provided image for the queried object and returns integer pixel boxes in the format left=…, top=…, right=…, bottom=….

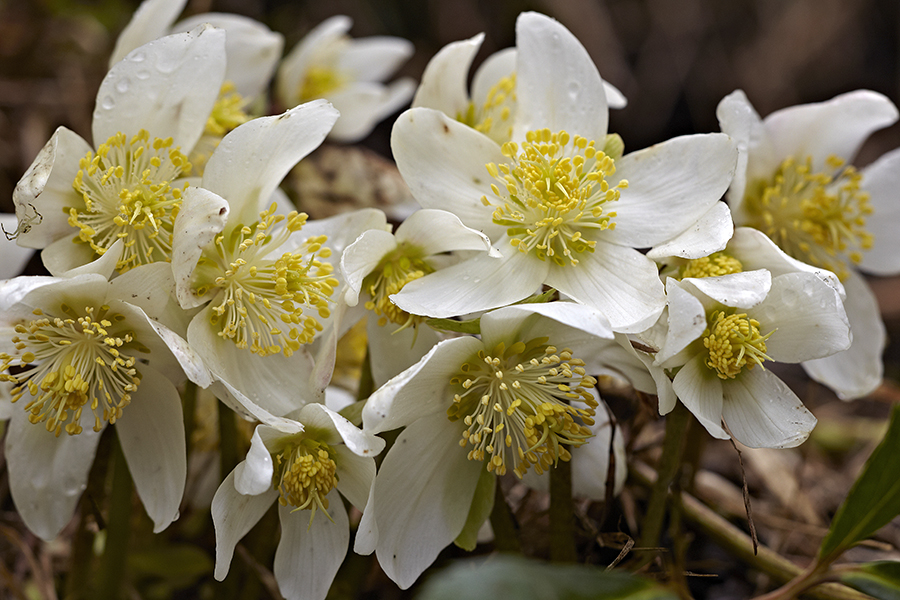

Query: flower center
left=362, top=244, right=435, bottom=328
left=273, top=438, right=338, bottom=523
left=299, top=66, right=347, bottom=101
left=205, top=82, right=250, bottom=137
left=483, top=129, right=627, bottom=266
left=458, top=73, right=517, bottom=145
left=0, top=304, right=145, bottom=436
left=193, top=204, right=338, bottom=357
left=679, top=252, right=744, bottom=279
left=703, top=310, right=774, bottom=380
left=447, top=337, right=598, bottom=478
left=742, top=155, right=872, bottom=281
left=70, top=130, right=190, bottom=273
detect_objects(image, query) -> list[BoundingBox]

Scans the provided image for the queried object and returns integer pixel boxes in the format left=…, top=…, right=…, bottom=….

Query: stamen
left=680, top=252, right=744, bottom=279
left=204, top=82, right=250, bottom=137
left=70, top=129, right=190, bottom=273
left=362, top=244, right=435, bottom=328
left=299, top=66, right=348, bottom=101
left=742, top=155, right=872, bottom=281
left=483, top=128, right=627, bottom=267
left=703, top=310, right=774, bottom=380
left=0, top=304, right=145, bottom=436
left=273, top=438, right=338, bottom=526
left=447, top=337, right=598, bottom=478
left=458, top=73, right=518, bottom=144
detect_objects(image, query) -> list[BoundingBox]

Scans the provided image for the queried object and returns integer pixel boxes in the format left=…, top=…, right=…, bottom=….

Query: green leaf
left=128, top=544, right=213, bottom=582
left=453, top=467, right=496, bottom=551
left=840, top=561, right=900, bottom=600
left=819, top=404, right=900, bottom=563
left=416, top=555, right=677, bottom=600
left=426, top=317, right=481, bottom=334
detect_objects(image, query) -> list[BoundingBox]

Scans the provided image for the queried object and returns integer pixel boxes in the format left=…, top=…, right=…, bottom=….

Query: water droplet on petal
left=130, top=51, right=146, bottom=63
left=100, top=95, right=115, bottom=110
left=116, top=78, right=130, bottom=93
left=135, top=70, right=150, bottom=80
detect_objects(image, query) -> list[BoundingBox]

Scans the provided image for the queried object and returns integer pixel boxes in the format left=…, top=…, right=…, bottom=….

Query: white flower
left=717, top=89, right=900, bottom=399
left=12, top=26, right=226, bottom=276
left=356, top=302, right=614, bottom=588
left=277, top=16, right=415, bottom=142
left=389, top=12, right=737, bottom=333
left=412, top=31, right=626, bottom=146
left=656, top=271, right=851, bottom=448
left=212, top=402, right=383, bottom=600
left=0, top=257, right=209, bottom=540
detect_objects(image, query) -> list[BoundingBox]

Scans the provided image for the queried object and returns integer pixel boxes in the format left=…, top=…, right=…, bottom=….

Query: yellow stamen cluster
left=197, top=204, right=338, bottom=357
left=484, top=128, right=627, bottom=266
left=447, top=337, right=598, bottom=478
left=362, top=245, right=435, bottom=328
left=703, top=310, right=774, bottom=380
left=680, top=252, right=744, bottom=279
left=0, top=305, right=144, bottom=436
left=742, top=155, right=872, bottom=280
left=204, top=82, right=250, bottom=137
left=299, top=66, right=347, bottom=101
left=274, top=438, right=338, bottom=525
left=70, top=129, right=190, bottom=273
left=458, top=74, right=517, bottom=144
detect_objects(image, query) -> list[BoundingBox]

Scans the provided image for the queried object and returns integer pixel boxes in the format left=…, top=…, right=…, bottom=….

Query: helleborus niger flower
left=212, top=402, right=384, bottom=600
left=12, top=25, right=226, bottom=276
left=276, top=15, right=416, bottom=142
left=412, top=31, right=626, bottom=146
left=718, top=90, right=900, bottom=399
left=390, top=12, right=737, bottom=333
left=0, top=254, right=210, bottom=540
left=654, top=270, right=851, bottom=448
left=355, top=302, right=614, bottom=588
left=169, top=101, right=387, bottom=415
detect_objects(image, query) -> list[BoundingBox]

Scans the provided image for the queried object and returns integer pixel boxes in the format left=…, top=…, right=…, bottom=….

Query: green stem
left=96, top=436, right=132, bottom=600
left=489, top=478, right=521, bottom=553
left=639, top=402, right=691, bottom=552
left=549, top=457, right=577, bottom=562
left=356, top=347, right=374, bottom=401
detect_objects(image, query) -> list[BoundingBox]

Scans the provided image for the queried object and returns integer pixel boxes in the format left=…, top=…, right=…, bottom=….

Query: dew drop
left=116, top=78, right=130, bottom=93
left=130, top=51, right=146, bottom=63
left=462, top=275, right=470, bottom=281
left=135, top=70, right=150, bottom=80
left=155, top=52, right=179, bottom=74
left=100, top=95, right=115, bottom=110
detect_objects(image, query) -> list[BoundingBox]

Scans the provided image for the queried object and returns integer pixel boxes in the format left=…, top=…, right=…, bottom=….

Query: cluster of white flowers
left=2, top=3, right=898, bottom=599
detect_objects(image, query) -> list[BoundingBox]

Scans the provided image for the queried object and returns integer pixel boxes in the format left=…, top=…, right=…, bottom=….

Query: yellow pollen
left=362, top=244, right=435, bottom=328
left=274, top=439, right=338, bottom=526
left=742, top=155, right=872, bottom=281
left=0, top=304, right=144, bottom=436
left=703, top=310, right=775, bottom=380
left=205, top=82, right=250, bottom=137
left=680, top=252, right=744, bottom=279
left=447, top=337, right=598, bottom=478
left=194, top=204, right=337, bottom=357
left=483, top=128, right=626, bottom=267
left=458, top=73, right=518, bottom=144
left=69, top=129, right=190, bottom=273
left=299, top=66, right=347, bottom=101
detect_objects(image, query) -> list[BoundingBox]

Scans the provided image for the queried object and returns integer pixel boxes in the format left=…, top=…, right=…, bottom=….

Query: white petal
left=391, top=107, right=505, bottom=235
left=513, top=12, right=607, bottom=143
left=276, top=15, right=353, bottom=107
left=0, top=215, right=34, bottom=278
left=646, top=202, right=733, bottom=260
left=371, top=413, right=484, bottom=589
left=481, top=302, right=614, bottom=346
left=173, top=13, right=284, bottom=99
left=339, top=36, right=413, bottom=82
left=341, top=229, right=397, bottom=306
left=721, top=368, right=816, bottom=449
left=107, top=261, right=175, bottom=318
left=297, top=403, right=385, bottom=458
left=728, top=227, right=844, bottom=298
left=682, top=270, right=772, bottom=309
left=657, top=279, right=707, bottom=367
left=172, top=187, right=229, bottom=309
left=470, top=47, right=516, bottom=112
left=802, top=271, right=885, bottom=400
left=108, top=0, right=187, bottom=66
left=138, top=313, right=212, bottom=388
left=326, top=83, right=397, bottom=143
left=716, top=89, right=771, bottom=209
left=6, top=407, right=101, bottom=541
left=396, top=209, right=493, bottom=256
left=572, top=408, right=628, bottom=499
left=763, top=90, right=898, bottom=169
left=749, top=272, right=850, bottom=363
left=293, top=207, right=388, bottom=258
left=93, top=25, right=226, bottom=152
left=362, top=336, right=481, bottom=434
left=606, top=134, right=737, bottom=248
left=859, top=147, right=900, bottom=275
left=603, top=80, right=628, bottom=110
left=203, top=101, right=339, bottom=225
left=545, top=241, right=665, bottom=334
left=353, top=482, right=378, bottom=555
left=116, top=364, right=185, bottom=533
left=367, top=316, right=440, bottom=389
left=212, top=470, right=277, bottom=580
left=414, top=34, right=484, bottom=115
left=234, top=427, right=274, bottom=496
left=42, top=236, right=123, bottom=278
left=12, top=127, right=91, bottom=249
left=0, top=276, right=63, bottom=312
left=672, top=354, right=729, bottom=439
left=333, top=445, right=375, bottom=511
left=390, top=243, right=547, bottom=319
left=275, top=492, right=349, bottom=600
